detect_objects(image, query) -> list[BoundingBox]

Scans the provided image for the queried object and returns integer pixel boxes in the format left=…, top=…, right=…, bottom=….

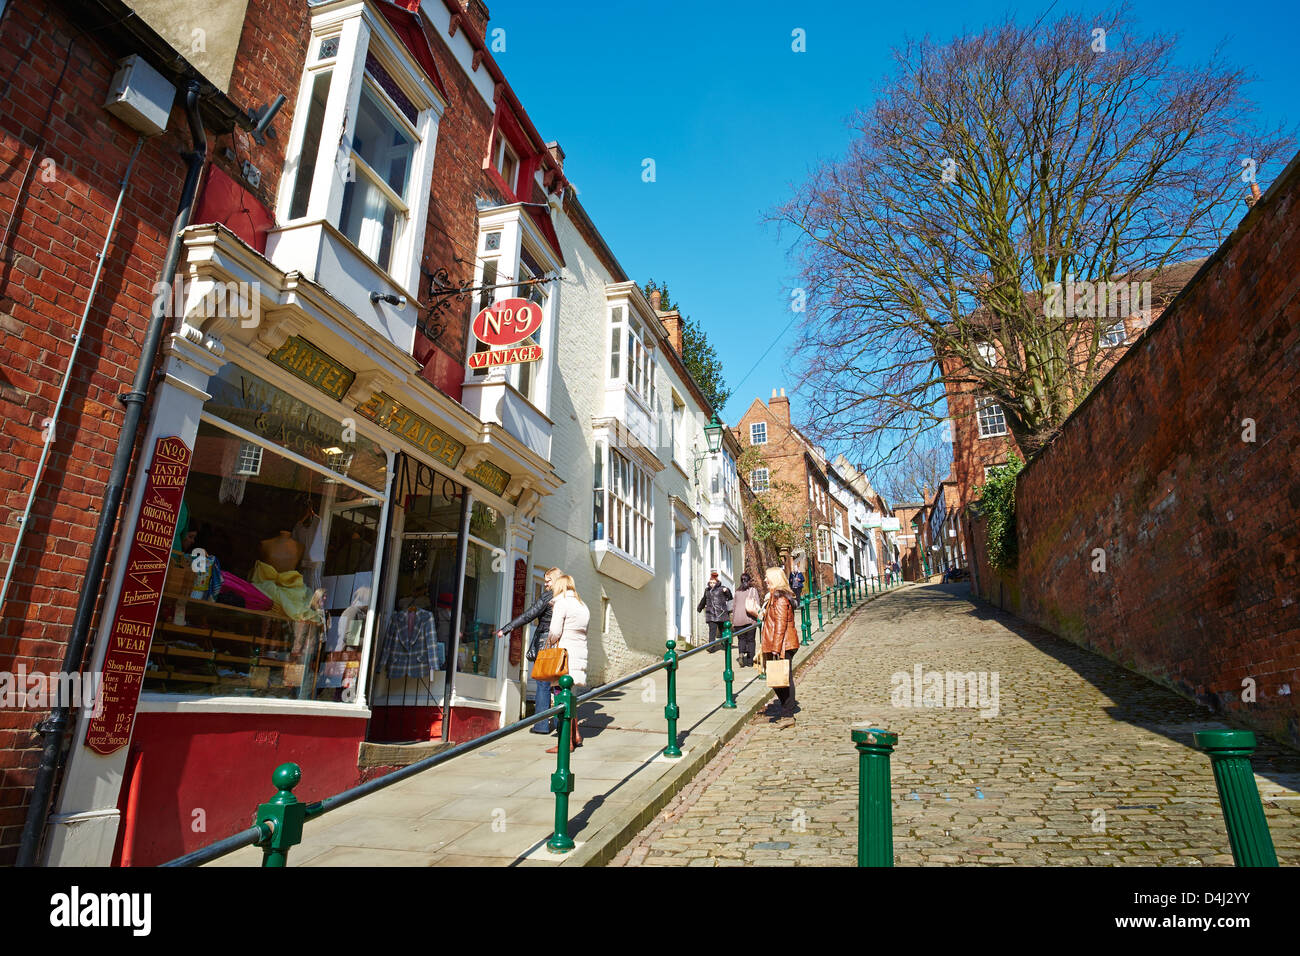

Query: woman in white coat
left=545, top=574, right=590, bottom=752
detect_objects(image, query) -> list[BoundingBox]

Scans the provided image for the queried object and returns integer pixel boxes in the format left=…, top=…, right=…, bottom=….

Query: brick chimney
left=649, top=288, right=662, bottom=311
left=769, top=386, right=790, bottom=425
left=659, top=309, right=684, bottom=356
left=460, top=0, right=490, bottom=36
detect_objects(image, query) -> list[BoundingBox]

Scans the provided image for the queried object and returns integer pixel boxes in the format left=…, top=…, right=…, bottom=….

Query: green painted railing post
left=1194, top=729, right=1278, bottom=866
left=851, top=726, right=898, bottom=867
left=256, top=763, right=307, bottom=868
left=800, top=595, right=812, bottom=645
left=815, top=589, right=823, bottom=631
left=663, top=640, right=682, bottom=758
left=721, top=621, right=736, bottom=709
left=546, top=676, right=577, bottom=853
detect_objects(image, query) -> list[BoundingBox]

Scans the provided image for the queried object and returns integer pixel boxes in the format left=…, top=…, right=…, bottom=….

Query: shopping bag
left=765, top=657, right=790, bottom=688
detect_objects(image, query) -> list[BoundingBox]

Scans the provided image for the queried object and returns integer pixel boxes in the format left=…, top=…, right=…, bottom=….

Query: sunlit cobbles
left=612, top=586, right=1300, bottom=866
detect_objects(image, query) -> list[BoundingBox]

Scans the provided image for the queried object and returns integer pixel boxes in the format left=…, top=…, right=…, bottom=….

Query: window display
left=146, top=364, right=389, bottom=701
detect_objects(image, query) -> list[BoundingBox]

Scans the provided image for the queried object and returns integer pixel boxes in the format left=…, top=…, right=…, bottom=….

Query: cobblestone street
left=612, top=585, right=1300, bottom=866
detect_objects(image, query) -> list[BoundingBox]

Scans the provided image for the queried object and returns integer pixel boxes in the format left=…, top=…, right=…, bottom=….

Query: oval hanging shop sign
left=472, top=298, right=543, bottom=347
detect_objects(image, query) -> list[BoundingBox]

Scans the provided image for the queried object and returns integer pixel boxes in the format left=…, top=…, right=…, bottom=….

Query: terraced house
left=0, top=0, right=743, bottom=867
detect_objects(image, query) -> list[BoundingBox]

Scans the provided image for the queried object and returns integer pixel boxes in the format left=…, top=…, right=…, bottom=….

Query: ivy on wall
left=975, top=453, right=1024, bottom=570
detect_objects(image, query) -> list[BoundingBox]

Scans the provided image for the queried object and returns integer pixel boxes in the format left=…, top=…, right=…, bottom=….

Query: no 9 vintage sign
left=470, top=298, right=544, bottom=369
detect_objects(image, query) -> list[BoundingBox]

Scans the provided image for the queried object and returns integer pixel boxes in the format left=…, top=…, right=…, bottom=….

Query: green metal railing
left=163, top=619, right=760, bottom=867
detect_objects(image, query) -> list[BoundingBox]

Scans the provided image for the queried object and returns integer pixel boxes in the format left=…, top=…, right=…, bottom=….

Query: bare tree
left=773, top=6, right=1293, bottom=461
left=873, top=439, right=950, bottom=506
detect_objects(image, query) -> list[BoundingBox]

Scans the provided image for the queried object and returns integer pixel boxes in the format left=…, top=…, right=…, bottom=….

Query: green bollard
left=256, top=763, right=307, bottom=868
left=800, top=595, right=812, bottom=646
left=721, top=621, right=736, bottom=709
left=546, top=675, right=577, bottom=853
left=851, top=726, right=898, bottom=867
left=663, top=640, right=682, bottom=758
left=815, top=589, right=823, bottom=631
left=1193, top=729, right=1278, bottom=866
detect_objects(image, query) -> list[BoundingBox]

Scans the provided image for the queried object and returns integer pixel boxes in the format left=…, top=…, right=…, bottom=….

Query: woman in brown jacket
left=761, top=567, right=801, bottom=728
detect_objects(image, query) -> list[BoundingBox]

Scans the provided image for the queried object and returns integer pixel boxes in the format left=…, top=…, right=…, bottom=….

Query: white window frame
left=594, top=443, right=654, bottom=568
left=607, top=303, right=657, bottom=410
left=1102, top=320, right=1127, bottom=347
left=817, top=526, right=832, bottom=564
left=977, top=341, right=998, bottom=367
left=976, top=397, right=1009, bottom=438
left=277, top=5, right=444, bottom=294
left=750, top=422, right=767, bottom=445
left=464, top=210, right=560, bottom=416
left=751, top=468, right=769, bottom=492
left=494, top=134, right=520, bottom=193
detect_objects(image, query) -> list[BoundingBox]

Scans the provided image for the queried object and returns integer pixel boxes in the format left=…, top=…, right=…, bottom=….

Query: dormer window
left=495, top=137, right=519, bottom=193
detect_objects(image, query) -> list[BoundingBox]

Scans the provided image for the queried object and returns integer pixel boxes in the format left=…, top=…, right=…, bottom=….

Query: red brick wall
left=0, top=0, right=224, bottom=863
left=411, top=18, right=506, bottom=399
left=975, top=154, right=1300, bottom=750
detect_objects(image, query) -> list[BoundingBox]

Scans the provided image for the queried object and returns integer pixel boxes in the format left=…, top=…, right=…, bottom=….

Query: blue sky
left=488, top=0, right=1297, bottom=458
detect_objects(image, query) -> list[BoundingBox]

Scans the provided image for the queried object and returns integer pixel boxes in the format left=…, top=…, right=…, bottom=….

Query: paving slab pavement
left=208, top=586, right=891, bottom=866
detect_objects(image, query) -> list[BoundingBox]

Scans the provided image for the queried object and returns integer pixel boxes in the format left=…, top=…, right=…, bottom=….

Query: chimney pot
left=780, top=387, right=786, bottom=397
left=649, top=289, right=662, bottom=311
left=771, top=388, right=778, bottom=400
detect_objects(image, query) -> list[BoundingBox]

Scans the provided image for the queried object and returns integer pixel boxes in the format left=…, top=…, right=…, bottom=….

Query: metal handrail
left=163, top=620, right=761, bottom=866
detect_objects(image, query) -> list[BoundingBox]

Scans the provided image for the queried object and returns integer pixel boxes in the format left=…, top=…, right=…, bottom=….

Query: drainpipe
left=16, top=82, right=208, bottom=867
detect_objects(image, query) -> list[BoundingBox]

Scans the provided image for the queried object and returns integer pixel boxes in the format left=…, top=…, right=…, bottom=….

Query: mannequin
left=260, top=531, right=304, bottom=573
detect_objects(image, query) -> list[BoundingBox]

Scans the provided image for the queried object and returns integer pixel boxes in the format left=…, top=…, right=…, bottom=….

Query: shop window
left=150, top=367, right=390, bottom=702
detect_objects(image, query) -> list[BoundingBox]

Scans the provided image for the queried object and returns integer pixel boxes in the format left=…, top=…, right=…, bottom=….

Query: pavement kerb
left=561, top=584, right=919, bottom=866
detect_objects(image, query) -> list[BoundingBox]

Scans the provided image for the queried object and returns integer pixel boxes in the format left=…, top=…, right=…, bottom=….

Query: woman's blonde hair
left=764, top=567, right=791, bottom=593
left=550, top=573, right=583, bottom=604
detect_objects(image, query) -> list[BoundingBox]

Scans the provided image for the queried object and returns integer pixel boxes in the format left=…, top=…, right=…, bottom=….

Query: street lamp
left=704, top=412, right=724, bottom=454
left=693, top=412, right=725, bottom=486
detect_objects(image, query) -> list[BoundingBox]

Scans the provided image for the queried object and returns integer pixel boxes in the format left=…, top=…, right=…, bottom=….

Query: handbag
left=765, top=656, right=791, bottom=688
left=744, top=592, right=762, bottom=619
left=531, top=646, right=569, bottom=682
left=525, top=629, right=546, bottom=663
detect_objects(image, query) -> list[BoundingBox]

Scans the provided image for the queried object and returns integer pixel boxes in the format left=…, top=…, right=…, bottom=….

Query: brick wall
left=0, top=0, right=224, bottom=863
left=968, top=152, right=1300, bottom=750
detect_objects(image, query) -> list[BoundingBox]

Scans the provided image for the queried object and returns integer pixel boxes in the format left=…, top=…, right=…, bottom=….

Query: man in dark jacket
left=790, top=568, right=805, bottom=600
left=696, top=570, right=733, bottom=653
left=498, top=566, right=559, bottom=733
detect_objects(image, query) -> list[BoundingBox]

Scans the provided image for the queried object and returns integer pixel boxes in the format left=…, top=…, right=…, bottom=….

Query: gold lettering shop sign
left=267, top=336, right=356, bottom=402
left=464, top=458, right=510, bottom=497
left=356, top=392, right=465, bottom=468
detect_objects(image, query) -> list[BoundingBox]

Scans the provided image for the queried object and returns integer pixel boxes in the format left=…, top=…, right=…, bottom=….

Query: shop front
left=43, top=225, right=557, bottom=866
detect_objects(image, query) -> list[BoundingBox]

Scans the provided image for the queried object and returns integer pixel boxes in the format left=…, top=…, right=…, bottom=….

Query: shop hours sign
left=84, top=436, right=191, bottom=756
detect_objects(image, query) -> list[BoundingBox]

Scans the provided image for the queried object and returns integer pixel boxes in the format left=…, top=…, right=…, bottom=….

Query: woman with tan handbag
left=760, top=567, right=801, bottom=729
left=543, top=574, right=589, bottom=753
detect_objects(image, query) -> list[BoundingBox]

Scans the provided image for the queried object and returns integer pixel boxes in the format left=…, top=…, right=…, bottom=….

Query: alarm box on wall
left=104, top=54, right=176, bottom=136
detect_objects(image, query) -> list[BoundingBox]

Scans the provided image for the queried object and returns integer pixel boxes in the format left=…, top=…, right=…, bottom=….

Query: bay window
left=277, top=5, right=444, bottom=294
left=592, top=442, right=653, bottom=568
left=608, top=304, right=656, bottom=408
